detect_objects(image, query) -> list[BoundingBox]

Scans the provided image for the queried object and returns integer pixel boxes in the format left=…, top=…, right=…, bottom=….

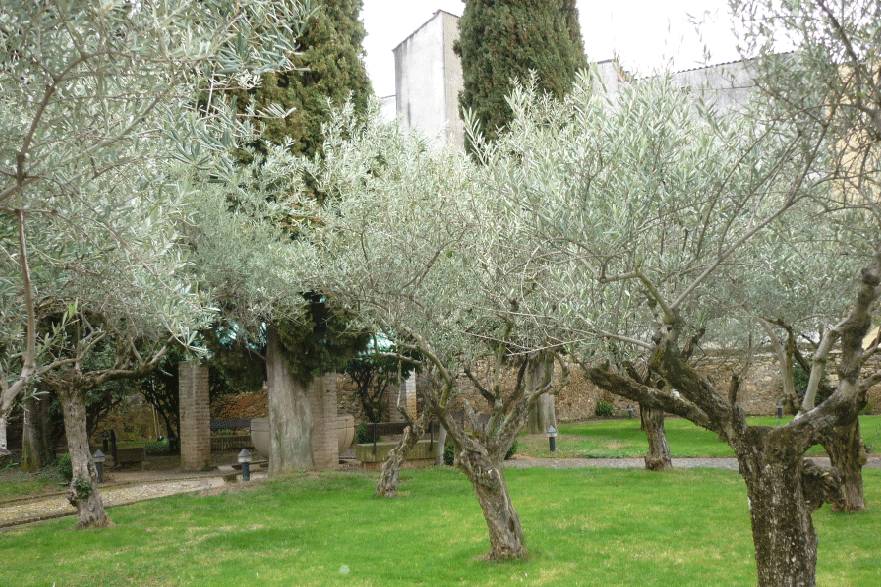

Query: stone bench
left=355, top=439, right=435, bottom=469
left=113, top=447, right=145, bottom=470
left=217, top=460, right=268, bottom=482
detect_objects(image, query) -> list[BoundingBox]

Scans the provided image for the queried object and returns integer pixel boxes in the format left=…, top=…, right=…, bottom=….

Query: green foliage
left=235, top=0, right=372, bottom=158
left=595, top=400, right=615, bottom=418
left=56, top=454, right=72, bottom=482
left=275, top=296, right=370, bottom=384
left=455, top=0, right=587, bottom=145
left=144, top=439, right=172, bottom=456
left=443, top=442, right=455, bottom=466
left=72, top=477, right=92, bottom=500
left=345, top=339, right=420, bottom=423
left=355, top=422, right=371, bottom=444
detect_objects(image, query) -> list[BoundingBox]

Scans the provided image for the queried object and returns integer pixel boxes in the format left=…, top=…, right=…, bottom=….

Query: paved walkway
left=504, top=455, right=881, bottom=470
left=0, top=473, right=266, bottom=530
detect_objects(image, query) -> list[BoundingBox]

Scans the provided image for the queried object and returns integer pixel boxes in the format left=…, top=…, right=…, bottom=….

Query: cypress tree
left=454, top=0, right=587, bottom=143
left=244, top=0, right=372, bottom=157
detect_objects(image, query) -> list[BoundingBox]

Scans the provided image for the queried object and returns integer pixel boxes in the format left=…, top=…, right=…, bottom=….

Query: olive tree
left=732, top=0, right=881, bottom=513
left=290, top=104, right=563, bottom=560
left=481, top=70, right=877, bottom=585
left=0, top=0, right=313, bottom=526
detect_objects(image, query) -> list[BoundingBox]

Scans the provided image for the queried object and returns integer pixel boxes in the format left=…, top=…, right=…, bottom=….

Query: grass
left=1, top=467, right=879, bottom=586
left=516, top=415, right=881, bottom=459
left=0, top=466, right=64, bottom=501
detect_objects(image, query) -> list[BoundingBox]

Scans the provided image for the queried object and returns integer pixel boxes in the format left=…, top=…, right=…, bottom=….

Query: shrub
left=595, top=400, right=615, bottom=418
left=355, top=422, right=372, bottom=444
left=145, top=438, right=170, bottom=455
left=56, top=453, right=73, bottom=482
left=443, top=442, right=455, bottom=466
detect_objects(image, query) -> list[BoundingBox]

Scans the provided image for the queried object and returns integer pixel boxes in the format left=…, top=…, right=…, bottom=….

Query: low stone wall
left=553, top=352, right=881, bottom=421
left=212, top=353, right=881, bottom=430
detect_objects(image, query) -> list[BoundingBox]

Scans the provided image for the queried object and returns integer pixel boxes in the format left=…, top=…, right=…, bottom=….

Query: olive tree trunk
left=640, top=405, right=672, bottom=470
left=58, top=389, right=111, bottom=529
left=434, top=424, right=447, bottom=465
left=266, top=327, right=313, bottom=476
left=21, top=396, right=51, bottom=471
left=526, top=393, right=555, bottom=434
left=734, top=427, right=845, bottom=587
left=457, top=448, right=525, bottom=560
left=821, top=419, right=866, bottom=512
left=0, top=413, right=7, bottom=453
left=376, top=423, right=421, bottom=497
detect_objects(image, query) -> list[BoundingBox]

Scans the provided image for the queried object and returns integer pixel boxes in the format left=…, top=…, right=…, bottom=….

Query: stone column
left=308, top=373, right=339, bottom=469
left=388, top=373, right=418, bottom=423
left=179, top=362, right=211, bottom=471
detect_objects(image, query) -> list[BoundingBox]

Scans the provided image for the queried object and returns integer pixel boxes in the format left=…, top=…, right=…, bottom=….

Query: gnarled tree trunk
left=376, top=422, right=421, bottom=497
left=457, top=447, right=525, bottom=560
left=820, top=418, right=866, bottom=512
left=737, top=433, right=817, bottom=587
left=266, top=327, right=313, bottom=476
left=640, top=405, right=672, bottom=470
left=58, top=389, right=110, bottom=529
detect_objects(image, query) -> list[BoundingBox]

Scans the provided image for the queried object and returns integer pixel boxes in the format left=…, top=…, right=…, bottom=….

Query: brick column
left=179, top=362, right=211, bottom=471
left=388, top=372, right=418, bottom=423
left=308, top=373, right=339, bottom=469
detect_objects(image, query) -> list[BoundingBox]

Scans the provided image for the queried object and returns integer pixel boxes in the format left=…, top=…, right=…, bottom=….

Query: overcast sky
left=362, top=0, right=743, bottom=97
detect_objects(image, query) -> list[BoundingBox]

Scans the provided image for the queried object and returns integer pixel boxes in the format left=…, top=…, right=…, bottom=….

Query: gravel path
left=0, top=474, right=265, bottom=529
left=504, top=456, right=881, bottom=470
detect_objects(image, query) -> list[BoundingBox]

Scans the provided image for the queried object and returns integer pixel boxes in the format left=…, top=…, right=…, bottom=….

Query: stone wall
left=221, top=355, right=881, bottom=429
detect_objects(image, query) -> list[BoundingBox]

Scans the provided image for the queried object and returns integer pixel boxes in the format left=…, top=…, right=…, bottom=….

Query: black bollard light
left=238, top=448, right=252, bottom=481
left=93, top=449, right=106, bottom=483
left=776, top=400, right=784, bottom=420
left=546, top=425, right=558, bottom=453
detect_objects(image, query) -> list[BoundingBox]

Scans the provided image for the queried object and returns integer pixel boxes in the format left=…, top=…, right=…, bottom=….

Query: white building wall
left=668, top=59, right=758, bottom=114
left=391, top=13, right=759, bottom=147
left=393, top=11, right=464, bottom=148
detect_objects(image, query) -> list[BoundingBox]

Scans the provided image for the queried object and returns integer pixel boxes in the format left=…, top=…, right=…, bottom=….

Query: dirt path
left=0, top=473, right=266, bottom=530
left=504, top=455, right=881, bottom=470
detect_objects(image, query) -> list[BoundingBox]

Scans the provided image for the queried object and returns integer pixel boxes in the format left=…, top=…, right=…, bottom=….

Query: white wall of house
left=393, top=11, right=464, bottom=148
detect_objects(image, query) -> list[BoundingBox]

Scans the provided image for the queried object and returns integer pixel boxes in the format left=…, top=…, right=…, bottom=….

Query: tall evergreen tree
left=454, top=0, right=587, bottom=144
left=244, top=0, right=372, bottom=157
left=225, top=1, right=373, bottom=475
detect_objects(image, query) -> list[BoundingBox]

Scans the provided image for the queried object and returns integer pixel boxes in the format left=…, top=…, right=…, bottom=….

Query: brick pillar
left=308, top=373, right=339, bottom=469
left=179, top=362, right=211, bottom=471
left=388, top=373, right=418, bottom=423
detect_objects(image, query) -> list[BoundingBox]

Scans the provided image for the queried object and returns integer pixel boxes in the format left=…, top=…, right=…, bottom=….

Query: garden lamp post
left=238, top=448, right=252, bottom=481
left=93, top=449, right=106, bottom=483
left=546, top=425, right=558, bottom=453
left=776, top=400, right=784, bottom=420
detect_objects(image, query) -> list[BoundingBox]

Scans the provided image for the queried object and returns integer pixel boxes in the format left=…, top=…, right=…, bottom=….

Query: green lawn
left=516, top=415, right=881, bottom=459
left=1, top=468, right=880, bottom=586
left=0, top=466, right=64, bottom=501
